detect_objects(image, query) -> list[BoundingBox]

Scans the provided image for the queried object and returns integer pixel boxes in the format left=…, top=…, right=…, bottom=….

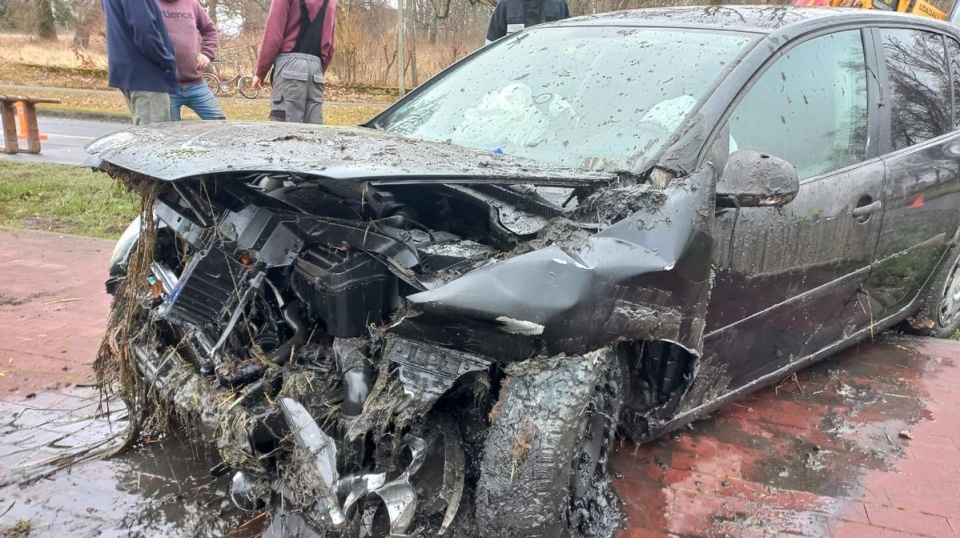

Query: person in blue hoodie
left=103, top=0, right=179, bottom=124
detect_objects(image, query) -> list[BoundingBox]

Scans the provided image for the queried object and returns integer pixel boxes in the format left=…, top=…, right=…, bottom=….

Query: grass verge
left=0, top=85, right=389, bottom=239
left=0, top=161, right=138, bottom=239
left=0, top=86, right=387, bottom=125
left=0, top=62, right=398, bottom=103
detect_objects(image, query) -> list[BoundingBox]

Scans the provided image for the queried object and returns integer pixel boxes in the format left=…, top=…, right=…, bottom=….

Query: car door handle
left=851, top=200, right=882, bottom=218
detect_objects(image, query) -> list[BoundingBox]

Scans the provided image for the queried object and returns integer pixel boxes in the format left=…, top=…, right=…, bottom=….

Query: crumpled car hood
left=85, top=121, right=615, bottom=184
left=405, top=168, right=716, bottom=356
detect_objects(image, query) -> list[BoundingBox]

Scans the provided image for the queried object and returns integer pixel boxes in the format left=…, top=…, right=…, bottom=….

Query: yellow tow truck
left=826, top=0, right=949, bottom=21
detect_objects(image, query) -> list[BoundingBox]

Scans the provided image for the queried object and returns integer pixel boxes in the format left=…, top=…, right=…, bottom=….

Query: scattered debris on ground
left=1, top=518, right=32, bottom=538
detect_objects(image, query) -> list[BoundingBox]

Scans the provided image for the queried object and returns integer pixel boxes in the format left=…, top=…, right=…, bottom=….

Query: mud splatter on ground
left=2, top=337, right=959, bottom=537
left=610, top=334, right=960, bottom=537
left=0, top=388, right=257, bottom=537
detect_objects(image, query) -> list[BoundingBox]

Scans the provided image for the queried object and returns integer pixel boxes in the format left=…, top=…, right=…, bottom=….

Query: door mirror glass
left=717, top=150, right=799, bottom=207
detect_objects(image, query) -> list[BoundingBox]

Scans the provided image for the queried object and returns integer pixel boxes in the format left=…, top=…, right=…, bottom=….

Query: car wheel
left=203, top=73, right=221, bottom=96
left=908, top=247, right=960, bottom=338
left=476, top=348, right=621, bottom=538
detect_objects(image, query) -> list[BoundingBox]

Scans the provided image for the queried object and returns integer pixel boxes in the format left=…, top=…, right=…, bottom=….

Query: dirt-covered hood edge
left=85, top=121, right=616, bottom=185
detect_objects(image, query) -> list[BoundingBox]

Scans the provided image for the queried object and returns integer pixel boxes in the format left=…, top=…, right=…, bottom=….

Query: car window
left=881, top=28, right=952, bottom=151
left=728, top=30, right=868, bottom=180
left=374, top=27, right=755, bottom=172
left=945, top=36, right=960, bottom=128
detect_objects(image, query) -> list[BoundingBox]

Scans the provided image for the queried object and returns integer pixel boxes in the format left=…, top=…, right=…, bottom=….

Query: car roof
left=555, top=5, right=958, bottom=35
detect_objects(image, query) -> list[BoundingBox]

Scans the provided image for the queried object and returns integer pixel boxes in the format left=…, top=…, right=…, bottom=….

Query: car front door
left=862, top=27, right=960, bottom=322
left=701, top=28, right=886, bottom=391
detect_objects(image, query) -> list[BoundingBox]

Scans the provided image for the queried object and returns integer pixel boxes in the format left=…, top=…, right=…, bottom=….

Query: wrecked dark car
left=87, top=6, right=960, bottom=537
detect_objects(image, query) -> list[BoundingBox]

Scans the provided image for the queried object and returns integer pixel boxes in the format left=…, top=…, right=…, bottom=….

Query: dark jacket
left=486, top=0, right=570, bottom=43
left=103, top=0, right=179, bottom=93
left=255, top=0, right=339, bottom=79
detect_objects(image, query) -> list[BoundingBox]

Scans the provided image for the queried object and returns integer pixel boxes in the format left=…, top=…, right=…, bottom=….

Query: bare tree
left=426, top=0, right=451, bottom=43
left=37, top=0, right=57, bottom=41
left=207, top=0, right=220, bottom=26
left=241, top=0, right=270, bottom=37
left=73, top=0, right=104, bottom=48
left=409, top=0, right=418, bottom=85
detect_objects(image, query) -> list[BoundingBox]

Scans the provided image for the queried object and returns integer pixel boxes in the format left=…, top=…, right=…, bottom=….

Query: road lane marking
left=46, top=134, right=97, bottom=140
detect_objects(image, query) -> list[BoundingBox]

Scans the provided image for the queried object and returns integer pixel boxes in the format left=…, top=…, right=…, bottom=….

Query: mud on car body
left=89, top=6, right=960, bottom=537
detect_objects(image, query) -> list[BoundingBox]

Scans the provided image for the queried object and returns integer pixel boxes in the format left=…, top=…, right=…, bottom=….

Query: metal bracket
left=382, top=336, right=491, bottom=411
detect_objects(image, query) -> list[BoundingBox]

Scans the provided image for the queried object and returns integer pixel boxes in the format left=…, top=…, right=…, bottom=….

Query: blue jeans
left=170, top=81, right=226, bottom=121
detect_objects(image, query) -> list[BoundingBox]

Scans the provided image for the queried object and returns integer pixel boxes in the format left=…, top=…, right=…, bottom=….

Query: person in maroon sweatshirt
left=251, top=0, right=338, bottom=124
left=160, top=0, right=226, bottom=120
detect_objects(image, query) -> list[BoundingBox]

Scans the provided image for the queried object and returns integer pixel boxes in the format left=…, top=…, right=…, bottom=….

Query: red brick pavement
left=0, top=227, right=112, bottom=395
left=2, top=227, right=960, bottom=537
left=612, top=337, right=960, bottom=537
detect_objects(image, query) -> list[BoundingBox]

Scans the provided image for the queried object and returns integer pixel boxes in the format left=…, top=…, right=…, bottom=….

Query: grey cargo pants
left=270, top=53, right=325, bottom=124
left=120, top=90, right=171, bottom=125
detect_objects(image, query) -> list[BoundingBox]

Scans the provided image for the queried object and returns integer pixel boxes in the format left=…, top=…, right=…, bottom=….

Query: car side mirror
left=716, top=150, right=799, bottom=208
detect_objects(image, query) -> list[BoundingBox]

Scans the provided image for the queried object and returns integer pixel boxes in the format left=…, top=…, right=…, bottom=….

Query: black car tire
left=476, top=349, right=621, bottom=538
left=907, top=246, right=960, bottom=338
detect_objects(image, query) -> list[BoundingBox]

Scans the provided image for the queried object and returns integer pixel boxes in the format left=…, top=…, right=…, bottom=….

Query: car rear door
left=864, top=26, right=960, bottom=321
left=703, top=27, right=886, bottom=389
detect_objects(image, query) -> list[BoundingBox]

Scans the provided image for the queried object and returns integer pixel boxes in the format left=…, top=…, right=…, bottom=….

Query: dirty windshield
left=376, top=26, right=754, bottom=171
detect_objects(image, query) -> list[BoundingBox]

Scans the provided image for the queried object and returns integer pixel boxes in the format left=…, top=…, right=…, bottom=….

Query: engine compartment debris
left=89, top=121, right=718, bottom=537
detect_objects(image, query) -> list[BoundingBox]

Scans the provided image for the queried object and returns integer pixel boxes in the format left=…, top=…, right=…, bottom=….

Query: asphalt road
left=0, top=116, right=125, bottom=167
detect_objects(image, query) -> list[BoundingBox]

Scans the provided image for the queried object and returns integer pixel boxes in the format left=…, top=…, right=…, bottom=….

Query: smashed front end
left=90, top=123, right=715, bottom=537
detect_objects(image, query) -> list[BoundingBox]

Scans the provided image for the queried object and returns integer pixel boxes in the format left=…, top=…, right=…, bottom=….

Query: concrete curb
left=0, top=225, right=117, bottom=245
left=36, top=108, right=130, bottom=124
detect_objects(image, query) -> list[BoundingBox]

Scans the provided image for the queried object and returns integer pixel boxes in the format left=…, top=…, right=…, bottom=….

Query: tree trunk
left=241, top=2, right=267, bottom=38
left=208, top=0, right=220, bottom=26
left=37, top=0, right=57, bottom=41
left=398, top=0, right=405, bottom=96
left=73, top=0, right=104, bottom=48
left=427, top=15, right=438, bottom=44
left=409, top=0, right=418, bottom=87
left=427, top=0, right=450, bottom=44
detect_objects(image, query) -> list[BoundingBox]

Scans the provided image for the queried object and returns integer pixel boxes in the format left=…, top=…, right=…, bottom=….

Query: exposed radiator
left=160, top=245, right=246, bottom=327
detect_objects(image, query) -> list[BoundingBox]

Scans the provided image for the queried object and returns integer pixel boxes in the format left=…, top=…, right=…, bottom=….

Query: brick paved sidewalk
left=0, top=227, right=113, bottom=395
left=613, top=337, right=960, bottom=538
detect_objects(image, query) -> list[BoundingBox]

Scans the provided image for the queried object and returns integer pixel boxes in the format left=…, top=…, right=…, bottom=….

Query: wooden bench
left=1, top=95, right=62, bottom=154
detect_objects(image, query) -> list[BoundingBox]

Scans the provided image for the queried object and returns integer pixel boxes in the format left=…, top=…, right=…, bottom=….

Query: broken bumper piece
left=267, top=412, right=465, bottom=537
left=383, top=335, right=492, bottom=413
left=279, top=398, right=344, bottom=527
left=130, top=335, right=467, bottom=537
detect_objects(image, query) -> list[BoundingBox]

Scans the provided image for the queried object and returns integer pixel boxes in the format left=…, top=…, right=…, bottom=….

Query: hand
left=251, top=75, right=262, bottom=90
left=197, top=54, right=211, bottom=71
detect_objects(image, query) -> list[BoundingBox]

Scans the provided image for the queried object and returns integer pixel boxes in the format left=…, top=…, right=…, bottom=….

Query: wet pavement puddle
left=0, top=388, right=254, bottom=537
left=609, top=335, right=960, bottom=537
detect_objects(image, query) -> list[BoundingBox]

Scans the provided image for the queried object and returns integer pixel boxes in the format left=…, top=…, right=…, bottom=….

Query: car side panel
left=867, top=138, right=960, bottom=317
left=697, top=27, right=885, bottom=393
left=864, top=29, right=960, bottom=320
left=704, top=158, right=885, bottom=390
